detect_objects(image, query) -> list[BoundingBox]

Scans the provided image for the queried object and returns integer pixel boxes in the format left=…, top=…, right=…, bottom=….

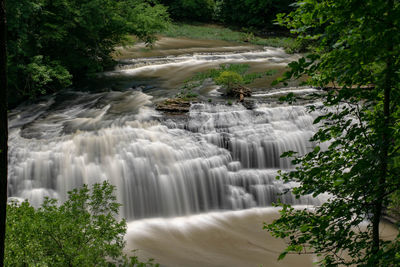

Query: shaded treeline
left=7, top=0, right=169, bottom=107
left=159, top=0, right=295, bottom=30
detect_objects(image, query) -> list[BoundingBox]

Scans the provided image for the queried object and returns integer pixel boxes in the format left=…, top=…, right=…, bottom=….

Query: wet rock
left=132, top=85, right=145, bottom=91
left=242, top=99, right=256, bottom=110
left=156, top=98, right=191, bottom=113
left=226, top=85, right=252, bottom=98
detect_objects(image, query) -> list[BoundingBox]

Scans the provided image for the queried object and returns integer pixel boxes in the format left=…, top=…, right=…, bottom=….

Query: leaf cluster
left=5, top=181, right=158, bottom=267
left=215, top=71, right=243, bottom=88
left=7, top=0, right=170, bottom=104
left=218, top=0, right=295, bottom=29
left=266, top=0, right=400, bottom=265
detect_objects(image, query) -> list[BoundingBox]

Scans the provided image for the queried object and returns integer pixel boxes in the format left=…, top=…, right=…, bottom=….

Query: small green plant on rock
left=215, top=71, right=244, bottom=94
left=240, top=32, right=256, bottom=43
left=176, top=83, right=199, bottom=100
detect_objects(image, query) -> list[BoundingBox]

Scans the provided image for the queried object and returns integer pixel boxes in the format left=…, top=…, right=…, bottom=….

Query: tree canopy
left=266, top=0, right=400, bottom=265
left=158, top=0, right=295, bottom=30
left=158, top=0, right=216, bottom=22
left=7, top=0, right=169, bottom=105
left=218, top=0, right=294, bottom=30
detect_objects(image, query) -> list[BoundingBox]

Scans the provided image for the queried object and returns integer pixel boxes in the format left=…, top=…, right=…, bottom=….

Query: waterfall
left=8, top=89, right=323, bottom=220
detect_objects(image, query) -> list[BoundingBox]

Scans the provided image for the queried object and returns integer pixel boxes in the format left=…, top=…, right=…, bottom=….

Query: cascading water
left=8, top=39, right=331, bottom=266
left=8, top=92, right=322, bottom=220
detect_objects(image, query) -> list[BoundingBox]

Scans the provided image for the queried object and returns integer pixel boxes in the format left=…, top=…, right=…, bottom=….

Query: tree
left=158, top=0, right=216, bottom=22
left=0, top=0, right=8, bottom=265
left=218, top=0, right=295, bottom=29
left=5, top=181, right=158, bottom=266
left=7, top=0, right=169, bottom=105
left=265, top=0, right=400, bottom=265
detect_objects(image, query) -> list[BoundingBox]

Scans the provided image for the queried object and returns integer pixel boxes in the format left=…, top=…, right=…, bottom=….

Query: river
left=8, top=37, right=396, bottom=266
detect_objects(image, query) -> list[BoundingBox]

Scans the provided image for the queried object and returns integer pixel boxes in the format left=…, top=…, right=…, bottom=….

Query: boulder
left=226, top=85, right=252, bottom=99
left=242, top=99, right=256, bottom=110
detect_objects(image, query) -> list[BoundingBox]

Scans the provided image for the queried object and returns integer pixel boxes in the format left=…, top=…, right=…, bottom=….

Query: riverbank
left=160, top=23, right=299, bottom=52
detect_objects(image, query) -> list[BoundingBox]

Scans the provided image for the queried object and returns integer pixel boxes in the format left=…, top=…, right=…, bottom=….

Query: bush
left=5, top=181, right=157, bottom=266
left=215, top=71, right=243, bottom=89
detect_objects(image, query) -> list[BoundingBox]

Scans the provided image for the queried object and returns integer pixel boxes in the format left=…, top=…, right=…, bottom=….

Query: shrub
left=5, top=181, right=157, bottom=266
left=215, top=70, right=243, bottom=93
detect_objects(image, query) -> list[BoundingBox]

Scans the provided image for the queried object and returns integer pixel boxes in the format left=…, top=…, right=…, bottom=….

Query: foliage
left=240, top=31, right=255, bottom=43
left=7, top=0, right=169, bottom=104
left=215, top=71, right=243, bottom=90
left=121, top=1, right=170, bottom=46
left=5, top=181, right=158, bottom=266
left=159, top=0, right=295, bottom=29
left=265, top=0, right=400, bottom=266
left=388, top=192, right=400, bottom=221
left=191, top=63, right=270, bottom=82
left=218, top=0, right=295, bottom=29
left=25, top=56, right=73, bottom=95
left=179, top=64, right=274, bottom=97
left=159, top=0, right=215, bottom=22
left=176, top=84, right=199, bottom=100
left=180, top=63, right=274, bottom=96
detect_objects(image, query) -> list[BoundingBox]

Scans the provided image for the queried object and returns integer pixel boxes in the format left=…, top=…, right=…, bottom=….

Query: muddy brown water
left=126, top=208, right=398, bottom=267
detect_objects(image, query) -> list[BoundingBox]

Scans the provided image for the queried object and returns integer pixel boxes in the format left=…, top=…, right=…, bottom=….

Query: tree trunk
left=371, top=62, right=391, bottom=254
left=371, top=0, right=394, bottom=255
left=0, top=0, right=7, bottom=265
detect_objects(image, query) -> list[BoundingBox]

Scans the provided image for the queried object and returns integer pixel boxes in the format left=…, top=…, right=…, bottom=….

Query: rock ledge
left=156, top=98, right=191, bottom=113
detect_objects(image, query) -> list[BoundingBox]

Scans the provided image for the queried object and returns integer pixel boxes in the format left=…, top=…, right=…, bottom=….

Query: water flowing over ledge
left=8, top=89, right=325, bottom=220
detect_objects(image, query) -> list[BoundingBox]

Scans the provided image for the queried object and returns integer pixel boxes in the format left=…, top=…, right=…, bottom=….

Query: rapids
left=9, top=37, right=330, bottom=266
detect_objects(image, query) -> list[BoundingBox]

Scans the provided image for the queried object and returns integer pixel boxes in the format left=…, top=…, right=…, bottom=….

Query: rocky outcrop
left=226, top=85, right=252, bottom=101
left=156, top=98, right=191, bottom=113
